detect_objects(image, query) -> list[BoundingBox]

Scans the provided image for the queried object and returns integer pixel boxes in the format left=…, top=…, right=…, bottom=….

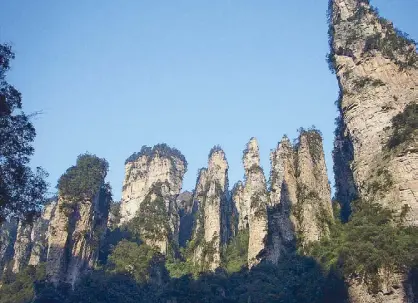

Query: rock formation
left=11, top=221, right=32, bottom=273
left=329, top=0, right=418, bottom=301
left=28, top=201, right=56, bottom=266
left=0, top=220, right=17, bottom=275
left=46, top=155, right=111, bottom=287
left=119, top=144, right=187, bottom=254
left=120, top=144, right=187, bottom=226
left=240, top=138, right=269, bottom=267
left=329, top=0, right=418, bottom=223
left=176, top=191, right=194, bottom=247
left=268, top=132, right=333, bottom=263
left=190, top=147, right=230, bottom=270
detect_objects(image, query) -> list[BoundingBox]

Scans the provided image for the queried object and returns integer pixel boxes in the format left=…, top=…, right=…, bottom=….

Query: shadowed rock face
left=330, top=0, right=418, bottom=301
left=177, top=191, right=194, bottom=248
left=0, top=220, right=17, bottom=274
left=191, top=148, right=230, bottom=271
left=47, top=188, right=110, bottom=287
left=268, top=133, right=333, bottom=264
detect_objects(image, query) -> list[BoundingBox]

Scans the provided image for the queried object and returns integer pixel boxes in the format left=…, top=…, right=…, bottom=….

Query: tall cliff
left=329, top=0, right=418, bottom=223
left=190, top=147, right=230, bottom=271
left=0, top=220, right=17, bottom=275
left=120, top=144, right=186, bottom=254
left=46, top=154, right=111, bottom=287
left=120, top=145, right=186, bottom=230
left=329, top=0, right=418, bottom=301
left=241, top=138, right=269, bottom=267
left=268, top=131, right=333, bottom=263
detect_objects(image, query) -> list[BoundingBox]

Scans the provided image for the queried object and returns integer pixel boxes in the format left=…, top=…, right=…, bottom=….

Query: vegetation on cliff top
left=125, top=143, right=187, bottom=169
left=57, top=153, right=109, bottom=200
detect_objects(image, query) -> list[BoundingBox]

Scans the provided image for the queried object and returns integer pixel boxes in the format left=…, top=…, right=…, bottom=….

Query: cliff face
left=120, top=145, right=186, bottom=226
left=268, top=132, right=333, bottom=263
left=241, top=138, right=269, bottom=267
left=11, top=222, right=32, bottom=273
left=330, top=0, right=418, bottom=223
left=0, top=220, right=17, bottom=274
left=190, top=148, right=230, bottom=270
left=29, top=201, right=56, bottom=266
left=176, top=191, right=194, bottom=248
left=47, top=187, right=110, bottom=287
left=330, top=0, right=418, bottom=301
left=120, top=145, right=187, bottom=254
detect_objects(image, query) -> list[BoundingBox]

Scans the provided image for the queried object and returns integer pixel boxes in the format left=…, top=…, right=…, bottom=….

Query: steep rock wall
left=242, top=138, right=269, bottom=267
left=47, top=187, right=110, bottom=286
left=28, top=201, right=56, bottom=266
left=190, top=148, right=230, bottom=270
left=329, top=0, right=418, bottom=301
left=268, top=132, right=333, bottom=263
left=120, top=145, right=186, bottom=226
left=0, top=220, right=17, bottom=275
left=330, top=0, right=418, bottom=223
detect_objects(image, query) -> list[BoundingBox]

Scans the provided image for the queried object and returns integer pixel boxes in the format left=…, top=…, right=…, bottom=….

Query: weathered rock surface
left=191, top=148, right=230, bottom=270
left=177, top=191, right=195, bottom=247
left=28, top=201, right=56, bottom=266
left=120, top=145, right=186, bottom=226
left=0, top=220, right=17, bottom=274
left=330, top=0, right=418, bottom=301
left=241, top=138, right=269, bottom=267
left=47, top=188, right=110, bottom=286
left=268, top=132, right=333, bottom=263
left=330, top=0, right=418, bottom=223
left=11, top=222, right=33, bottom=273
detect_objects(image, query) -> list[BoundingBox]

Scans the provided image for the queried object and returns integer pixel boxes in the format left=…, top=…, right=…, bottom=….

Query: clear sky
left=1, top=0, right=417, bottom=201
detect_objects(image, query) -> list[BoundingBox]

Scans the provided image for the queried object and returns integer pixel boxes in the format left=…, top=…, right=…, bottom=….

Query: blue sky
left=1, top=1, right=417, bottom=200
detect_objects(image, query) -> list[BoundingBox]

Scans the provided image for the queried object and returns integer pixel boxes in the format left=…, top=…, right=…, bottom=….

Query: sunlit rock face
left=191, top=148, right=230, bottom=271
left=241, top=138, right=269, bottom=268
left=330, top=0, right=418, bottom=224
left=267, top=132, right=333, bottom=264
left=46, top=188, right=110, bottom=287
left=119, top=145, right=186, bottom=227
left=330, top=0, right=418, bottom=301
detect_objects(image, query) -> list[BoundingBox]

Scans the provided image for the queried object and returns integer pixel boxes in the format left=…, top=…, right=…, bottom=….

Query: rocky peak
left=190, top=146, right=230, bottom=271
left=120, top=144, right=187, bottom=225
left=46, top=154, right=111, bottom=287
left=243, top=137, right=261, bottom=173
left=267, top=131, right=333, bottom=263
left=330, top=1, right=418, bottom=301
left=240, top=137, right=269, bottom=267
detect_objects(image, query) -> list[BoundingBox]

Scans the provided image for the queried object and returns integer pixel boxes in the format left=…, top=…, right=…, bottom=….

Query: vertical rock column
left=28, top=201, right=57, bottom=266
left=11, top=222, right=33, bottom=273
left=191, top=148, right=229, bottom=271
left=295, top=131, right=333, bottom=246
left=268, top=136, right=298, bottom=264
left=242, top=138, right=269, bottom=267
left=330, top=0, right=418, bottom=223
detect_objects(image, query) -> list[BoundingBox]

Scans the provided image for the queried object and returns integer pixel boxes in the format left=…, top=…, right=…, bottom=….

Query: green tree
left=0, top=44, right=48, bottom=222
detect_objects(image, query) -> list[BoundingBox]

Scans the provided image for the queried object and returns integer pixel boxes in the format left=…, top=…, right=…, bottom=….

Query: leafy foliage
left=107, top=240, right=162, bottom=284
left=57, top=153, right=108, bottom=200
left=309, top=200, right=418, bottom=293
left=386, top=103, right=418, bottom=149
left=222, top=229, right=249, bottom=273
left=0, top=264, right=46, bottom=303
left=0, top=44, right=48, bottom=222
